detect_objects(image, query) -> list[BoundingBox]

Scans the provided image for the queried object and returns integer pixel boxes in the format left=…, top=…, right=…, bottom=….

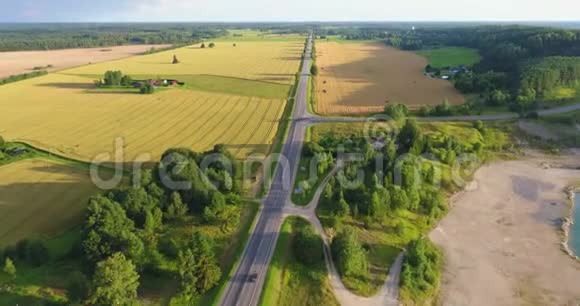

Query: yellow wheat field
left=0, top=40, right=304, bottom=161
left=64, top=41, right=304, bottom=85
left=0, top=74, right=286, bottom=161
left=315, top=42, right=465, bottom=115
left=0, top=158, right=99, bottom=246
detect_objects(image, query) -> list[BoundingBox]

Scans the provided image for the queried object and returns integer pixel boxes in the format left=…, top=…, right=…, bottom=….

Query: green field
left=259, top=217, right=339, bottom=306
left=415, top=47, right=481, bottom=68
left=215, top=29, right=305, bottom=42
left=73, top=73, right=291, bottom=99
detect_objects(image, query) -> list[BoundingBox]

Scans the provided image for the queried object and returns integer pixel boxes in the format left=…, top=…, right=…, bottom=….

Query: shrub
left=310, top=64, right=319, bottom=76
left=0, top=70, right=48, bottom=86
left=400, top=238, right=442, bottom=305
left=3, top=257, right=16, bottom=279
left=140, top=84, right=155, bottom=94
left=293, top=223, right=324, bottom=265
left=384, top=103, right=409, bottom=120
left=331, top=227, right=368, bottom=277
left=120, top=75, right=133, bottom=87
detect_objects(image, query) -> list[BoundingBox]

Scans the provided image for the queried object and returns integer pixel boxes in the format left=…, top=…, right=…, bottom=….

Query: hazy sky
left=1, top=0, right=579, bottom=22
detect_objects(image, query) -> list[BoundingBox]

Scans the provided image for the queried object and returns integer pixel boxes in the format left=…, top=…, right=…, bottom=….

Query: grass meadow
left=415, top=47, right=481, bottom=68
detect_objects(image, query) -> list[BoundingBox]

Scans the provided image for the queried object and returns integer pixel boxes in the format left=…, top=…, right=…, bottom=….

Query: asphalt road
left=218, top=34, right=580, bottom=306
left=218, top=34, right=315, bottom=306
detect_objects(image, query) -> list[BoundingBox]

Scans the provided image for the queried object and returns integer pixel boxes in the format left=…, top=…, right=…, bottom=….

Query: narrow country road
left=218, top=34, right=317, bottom=306
left=219, top=33, right=580, bottom=306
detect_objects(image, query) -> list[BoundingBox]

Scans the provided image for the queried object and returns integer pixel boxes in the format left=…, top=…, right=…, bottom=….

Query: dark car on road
left=248, top=273, right=258, bottom=283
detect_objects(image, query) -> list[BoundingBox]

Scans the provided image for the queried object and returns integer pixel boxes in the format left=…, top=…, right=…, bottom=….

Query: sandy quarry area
left=430, top=154, right=580, bottom=306
left=0, top=44, right=170, bottom=79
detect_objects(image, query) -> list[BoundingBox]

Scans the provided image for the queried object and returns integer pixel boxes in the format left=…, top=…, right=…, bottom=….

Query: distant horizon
left=0, top=20, right=579, bottom=25
left=1, top=0, right=578, bottom=23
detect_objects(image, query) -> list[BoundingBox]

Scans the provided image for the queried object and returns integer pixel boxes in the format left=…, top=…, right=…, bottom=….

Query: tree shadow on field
left=225, top=143, right=270, bottom=155
left=276, top=56, right=302, bottom=61
left=35, top=82, right=93, bottom=90
left=0, top=181, right=96, bottom=247
left=0, top=293, right=52, bottom=306
left=317, top=43, right=465, bottom=108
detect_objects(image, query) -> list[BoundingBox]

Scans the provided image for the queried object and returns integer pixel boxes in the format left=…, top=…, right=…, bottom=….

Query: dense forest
left=519, top=56, right=580, bottom=96
left=0, top=24, right=227, bottom=51
left=0, top=23, right=312, bottom=52
left=384, top=26, right=580, bottom=111
left=0, top=145, right=246, bottom=304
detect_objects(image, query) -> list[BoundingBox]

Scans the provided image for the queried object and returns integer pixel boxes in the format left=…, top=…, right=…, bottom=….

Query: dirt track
left=315, top=42, right=464, bottom=115
left=430, top=156, right=580, bottom=306
left=0, top=44, right=170, bottom=79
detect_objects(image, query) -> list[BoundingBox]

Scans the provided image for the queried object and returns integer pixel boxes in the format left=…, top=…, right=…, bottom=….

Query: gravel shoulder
left=430, top=155, right=580, bottom=306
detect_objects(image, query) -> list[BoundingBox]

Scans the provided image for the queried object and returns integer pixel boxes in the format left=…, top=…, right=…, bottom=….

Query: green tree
left=166, top=192, right=188, bottom=221
left=3, top=257, right=16, bottom=279
left=177, top=233, right=222, bottom=297
left=370, top=191, right=384, bottom=218
left=144, top=207, right=163, bottom=232
left=82, top=195, right=144, bottom=262
left=336, top=193, right=351, bottom=217
left=310, top=64, right=319, bottom=76
left=400, top=238, right=442, bottom=304
left=331, top=227, right=368, bottom=277
left=89, top=253, right=140, bottom=306
left=120, top=75, right=132, bottom=87
left=140, top=83, right=155, bottom=94
left=293, top=223, right=324, bottom=265
left=391, top=186, right=409, bottom=210
left=203, top=192, right=240, bottom=231
left=397, top=119, right=422, bottom=154
left=103, top=70, right=123, bottom=86
left=384, top=103, right=409, bottom=120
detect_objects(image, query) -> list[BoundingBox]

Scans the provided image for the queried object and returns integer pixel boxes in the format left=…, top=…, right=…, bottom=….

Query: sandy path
left=0, top=44, right=170, bottom=79
left=431, top=157, right=580, bottom=306
left=284, top=163, right=403, bottom=306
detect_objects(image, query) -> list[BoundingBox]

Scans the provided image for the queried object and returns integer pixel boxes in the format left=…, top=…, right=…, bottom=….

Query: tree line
left=0, top=145, right=243, bottom=305
left=0, top=70, right=48, bottom=86
left=0, top=24, right=226, bottom=51
left=383, top=26, right=580, bottom=112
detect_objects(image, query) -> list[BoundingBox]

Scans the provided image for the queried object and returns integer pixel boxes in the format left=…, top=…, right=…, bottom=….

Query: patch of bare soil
left=430, top=156, right=580, bottom=306
left=0, top=44, right=170, bottom=79
left=517, top=121, right=561, bottom=141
